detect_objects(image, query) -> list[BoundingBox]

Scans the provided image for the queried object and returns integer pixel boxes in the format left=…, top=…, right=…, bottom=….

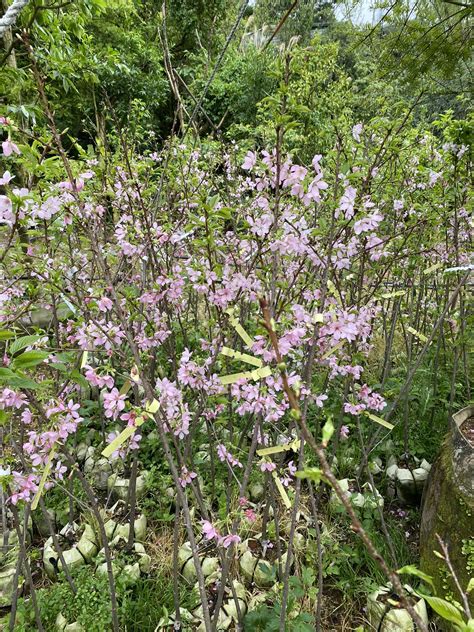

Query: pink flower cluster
left=344, top=384, right=387, bottom=415
left=84, top=365, right=114, bottom=389
left=217, top=444, right=243, bottom=469
left=155, top=377, right=191, bottom=439
left=178, top=466, right=197, bottom=487
left=103, top=388, right=127, bottom=420
left=202, top=520, right=241, bottom=548
left=71, top=320, right=126, bottom=352
left=0, top=388, right=28, bottom=409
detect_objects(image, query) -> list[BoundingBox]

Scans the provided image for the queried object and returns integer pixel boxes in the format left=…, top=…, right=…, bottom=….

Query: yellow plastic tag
left=423, top=262, right=442, bottom=275
left=312, top=313, right=324, bottom=324
left=31, top=447, right=57, bottom=511
left=120, top=380, right=131, bottom=396
left=220, top=346, right=262, bottom=368
left=257, top=439, right=301, bottom=457
left=130, top=365, right=140, bottom=383
left=406, top=326, right=428, bottom=343
left=272, top=471, right=291, bottom=509
left=219, top=365, right=272, bottom=385
left=225, top=308, right=254, bottom=349
left=380, top=290, right=406, bottom=299
left=145, top=399, right=160, bottom=414
left=101, top=416, right=146, bottom=458
left=321, top=340, right=345, bottom=360
left=80, top=351, right=88, bottom=369
left=363, top=411, right=394, bottom=430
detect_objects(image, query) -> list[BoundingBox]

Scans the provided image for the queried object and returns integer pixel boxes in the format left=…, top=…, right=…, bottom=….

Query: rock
left=367, top=584, right=428, bottom=631
left=369, top=457, right=383, bottom=475
left=43, top=523, right=98, bottom=579
left=362, top=483, right=384, bottom=511
left=104, top=509, right=147, bottom=543
left=107, top=471, right=148, bottom=501
left=420, top=405, right=474, bottom=614
left=249, top=482, right=264, bottom=502
left=396, top=468, right=414, bottom=484
left=178, top=542, right=219, bottom=584
left=386, top=463, right=399, bottom=480
left=33, top=508, right=69, bottom=538
left=293, top=531, right=305, bottom=551
left=395, top=467, right=427, bottom=505
left=133, top=543, right=151, bottom=573
left=412, top=467, right=428, bottom=482
left=0, top=558, right=17, bottom=608
left=156, top=608, right=198, bottom=629
left=329, top=478, right=350, bottom=512
left=56, top=612, right=85, bottom=631
left=351, top=492, right=365, bottom=508
left=329, top=479, right=383, bottom=514
left=194, top=581, right=247, bottom=631
left=121, top=562, right=141, bottom=584
left=75, top=443, right=89, bottom=462
left=195, top=450, right=211, bottom=465
left=96, top=541, right=151, bottom=585
left=238, top=537, right=290, bottom=588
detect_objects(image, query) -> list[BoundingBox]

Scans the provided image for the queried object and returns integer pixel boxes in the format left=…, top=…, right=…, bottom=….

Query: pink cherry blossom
left=247, top=213, right=273, bottom=237
left=202, top=520, right=219, bottom=541
left=178, top=466, right=197, bottom=487
left=353, top=211, right=383, bottom=235
left=340, top=425, right=350, bottom=439
left=10, top=472, right=38, bottom=505
left=344, top=402, right=366, bottom=415
left=84, top=366, right=114, bottom=389
left=98, top=296, right=113, bottom=312
left=260, top=460, right=277, bottom=472
left=0, top=195, right=14, bottom=225
left=217, top=444, right=243, bottom=468
left=315, top=393, right=328, bottom=407
left=337, top=186, right=357, bottom=219
left=219, top=533, right=241, bottom=548
left=103, top=388, right=126, bottom=419
left=2, top=140, right=21, bottom=157
left=244, top=508, right=256, bottom=522
left=0, top=388, right=27, bottom=409
left=242, top=151, right=257, bottom=170
left=0, top=171, right=14, bottom=185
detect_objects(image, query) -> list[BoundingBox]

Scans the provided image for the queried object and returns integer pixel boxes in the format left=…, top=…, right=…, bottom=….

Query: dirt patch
left=460, top=417, right=474, bottom=446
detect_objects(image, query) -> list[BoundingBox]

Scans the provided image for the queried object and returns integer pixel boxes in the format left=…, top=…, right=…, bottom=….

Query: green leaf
left=322, top=417, right=334, bottom=447
left=70, top=369, right=89, bottom=389
left=9, top=335, right=44, bottom=355
left=0, top=368, right=39, bottom=390
left=296, top=467, right=325, bottom=484
left=466, top=578, right=474, bottom=594
left=421, top=594, right=465, bottom=626
left=12, top=351, right=49, bottom=369
left=50, top=362, right=68, bottom=373
left=0, top=330, right=16, bottom=341
left=397, top=565, right=434, bottom=587
left=0, top=368, right=16, bottom=379
left=7, top=376, right=40, bottom=389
